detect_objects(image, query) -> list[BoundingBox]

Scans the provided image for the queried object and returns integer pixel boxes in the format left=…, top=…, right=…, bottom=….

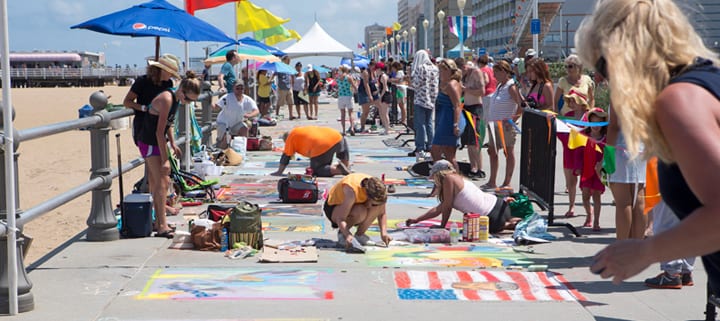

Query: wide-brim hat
left=564, top=89, right=589, bottom=106
left=148, top=54, right=181, bottom=79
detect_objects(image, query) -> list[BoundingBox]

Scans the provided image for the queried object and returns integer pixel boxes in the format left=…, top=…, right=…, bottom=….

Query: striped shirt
left=486, top=79, right=518, bottom=121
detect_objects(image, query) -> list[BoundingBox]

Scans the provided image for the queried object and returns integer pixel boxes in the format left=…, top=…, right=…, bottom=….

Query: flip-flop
left=593, top=226, right=601, bottom=232
left=564, top=211, right=575, bottom=218
left=155, top=230, right=175, bottom=239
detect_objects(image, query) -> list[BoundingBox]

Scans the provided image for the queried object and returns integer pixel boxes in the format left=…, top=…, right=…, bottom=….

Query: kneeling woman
left=324, top=173, right=392, bottom=251
left=406, top=160, right=521, bottom=233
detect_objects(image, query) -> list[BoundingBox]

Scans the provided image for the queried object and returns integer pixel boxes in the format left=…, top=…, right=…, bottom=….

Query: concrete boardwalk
left=9, top=99, right=714, bottom=321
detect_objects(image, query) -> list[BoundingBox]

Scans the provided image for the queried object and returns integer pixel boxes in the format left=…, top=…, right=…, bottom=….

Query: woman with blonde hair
left=554, top=54, right=594, bottom=115
left=431, top=59, right=465, bottom=170
left=578, top=0, right=720, bottom=292
left=406, top=160, right=520, bottom=233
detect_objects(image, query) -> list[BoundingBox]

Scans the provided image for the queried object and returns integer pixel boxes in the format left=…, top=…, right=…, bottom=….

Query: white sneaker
left=337, top=231, right=366, bottom=253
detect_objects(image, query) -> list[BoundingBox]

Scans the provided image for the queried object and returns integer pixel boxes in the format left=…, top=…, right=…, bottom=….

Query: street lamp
left=389, top=37, right=395, bottom=60
left=410, top=26, right=417, bottom=57
left=395, top=34, right=401, bottom=60
left=437, top=10, right=445, bottom=58
left=565, top=20, right=570, bottom=57
left=402, top=30, right=409, bottom=60
left=422, top=19, right=429, bottom=50
left=457, top=0, right=467, bottom=59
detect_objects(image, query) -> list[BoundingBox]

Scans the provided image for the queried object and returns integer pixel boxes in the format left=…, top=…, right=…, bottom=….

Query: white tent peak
left=283, top=22, right=353, bottom=58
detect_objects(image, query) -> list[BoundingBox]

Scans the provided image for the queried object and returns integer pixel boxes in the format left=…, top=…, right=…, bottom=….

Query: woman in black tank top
left=141, top=70, right=202, bottom=239
left=577, top=0, right=720, bottom=298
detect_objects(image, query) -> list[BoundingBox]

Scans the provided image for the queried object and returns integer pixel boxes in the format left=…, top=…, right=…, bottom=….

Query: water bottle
left=450, top=223, right=460, bottom=244
left=220, top=227, right=229, bottom=251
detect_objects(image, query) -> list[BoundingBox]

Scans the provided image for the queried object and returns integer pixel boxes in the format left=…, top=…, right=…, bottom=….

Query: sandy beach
left=10, top=85, right=145, bottom=264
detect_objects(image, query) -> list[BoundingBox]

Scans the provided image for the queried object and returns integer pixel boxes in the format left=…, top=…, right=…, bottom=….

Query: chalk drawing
left=394, top=270, right=587, bottom=301
left=136, top=268, right=334, bottom=301
left=365, top=245, right=532, bottom=268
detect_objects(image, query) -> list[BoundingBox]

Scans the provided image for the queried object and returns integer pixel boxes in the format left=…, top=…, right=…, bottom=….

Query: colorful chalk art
left=394, top=270, right=587, bottom=302
left=136, top=268, right=334, bottom=300
left=365, top=245, right=532, bottom=268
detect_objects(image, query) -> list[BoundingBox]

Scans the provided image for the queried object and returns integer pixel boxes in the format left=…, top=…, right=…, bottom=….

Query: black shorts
left=258, top=96, right=271, bottom=103
left=487, top=197, right=512, bottom=233
left=323, top=202, right=338, bottom=228
left=293, top=91, right=307, bottom=105
left=460, top=104, right=482, bottom=147
left=381, top=92, right=393, bottom=104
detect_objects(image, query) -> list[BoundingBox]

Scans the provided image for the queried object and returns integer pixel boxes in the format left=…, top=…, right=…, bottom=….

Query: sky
left=7, top=0, right=397, bottom=68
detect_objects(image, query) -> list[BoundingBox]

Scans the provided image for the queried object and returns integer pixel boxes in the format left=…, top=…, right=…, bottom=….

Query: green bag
left=222, top=201, right=263, bottom=249
left=508, top=193, right=534, bottom=219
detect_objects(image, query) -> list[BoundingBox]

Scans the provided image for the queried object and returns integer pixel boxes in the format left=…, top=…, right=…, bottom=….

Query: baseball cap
left=429, top=160, right=454, bottom=176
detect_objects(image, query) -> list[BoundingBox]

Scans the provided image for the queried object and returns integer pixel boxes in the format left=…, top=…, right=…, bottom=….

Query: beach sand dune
left=11, top=85, right=144, bottom=265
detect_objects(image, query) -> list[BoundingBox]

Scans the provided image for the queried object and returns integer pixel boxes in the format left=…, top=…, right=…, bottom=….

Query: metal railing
left=0, top=82, right=218, bottom=314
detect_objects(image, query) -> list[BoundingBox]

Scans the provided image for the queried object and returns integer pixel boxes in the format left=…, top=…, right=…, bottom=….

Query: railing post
left=85, top=92, right=118, bottom=242
left=200, top=81, right=213, bottom=147
left=0, top=106, right=34, bottom=313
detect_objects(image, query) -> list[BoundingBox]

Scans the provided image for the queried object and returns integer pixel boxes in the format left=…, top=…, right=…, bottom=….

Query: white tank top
left=486, top=79, right=518, bottom=121
left=453, top=180, right=497, bottom=215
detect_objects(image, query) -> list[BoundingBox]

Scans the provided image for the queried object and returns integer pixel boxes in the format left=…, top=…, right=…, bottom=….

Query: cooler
left=122, top=193, right=153, bottom=238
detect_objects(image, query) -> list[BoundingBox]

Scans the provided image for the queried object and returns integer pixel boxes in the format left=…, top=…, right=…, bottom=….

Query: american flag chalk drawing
left=394, top=270, right=587, bottom=301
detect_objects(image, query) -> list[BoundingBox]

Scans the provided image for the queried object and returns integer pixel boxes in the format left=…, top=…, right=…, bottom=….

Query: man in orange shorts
left=270, top=126, right=351, bottom=177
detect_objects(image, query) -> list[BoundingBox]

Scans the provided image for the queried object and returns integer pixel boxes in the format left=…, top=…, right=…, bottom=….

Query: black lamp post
left=565, top=20, right=570, bottom=57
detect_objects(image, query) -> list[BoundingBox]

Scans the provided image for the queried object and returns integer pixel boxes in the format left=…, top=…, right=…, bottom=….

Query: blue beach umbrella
left=257, top=61, right=296, bottom=74
left=340, top=53, right=370, bottom=68
left=70, top=0, right=235, bottom=60
left=238, top=37, right=286, bottom=57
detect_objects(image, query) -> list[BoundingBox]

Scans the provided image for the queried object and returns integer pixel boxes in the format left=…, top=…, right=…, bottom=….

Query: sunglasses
left=182, top=90, right=198, bottom=103
left=595, top=56, right=608, bottom=79
left=565, top=64, right=575, bottom=69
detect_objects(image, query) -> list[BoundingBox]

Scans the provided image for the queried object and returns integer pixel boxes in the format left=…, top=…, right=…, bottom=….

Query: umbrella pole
left=155, top=37, right=160, bottom=61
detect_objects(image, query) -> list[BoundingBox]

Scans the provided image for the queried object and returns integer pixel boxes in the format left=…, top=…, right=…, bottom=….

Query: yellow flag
left=567, top=128, right=602, bottom=152
left=265, top=29, right=301, bottom=46
left=392, top=22, right=402, bottom=31
left=236, top=1, right=290, bottom=34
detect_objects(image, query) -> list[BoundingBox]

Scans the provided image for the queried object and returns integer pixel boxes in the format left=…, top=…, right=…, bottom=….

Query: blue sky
left=7, top=0, right=396, bottom=67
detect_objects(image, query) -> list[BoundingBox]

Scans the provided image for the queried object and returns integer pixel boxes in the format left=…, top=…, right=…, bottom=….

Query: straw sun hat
left=148, top=54, right=181, bottom=78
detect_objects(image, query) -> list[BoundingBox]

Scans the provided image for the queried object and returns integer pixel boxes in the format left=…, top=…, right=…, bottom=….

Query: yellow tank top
left=327, top=173, right=370, bottom=206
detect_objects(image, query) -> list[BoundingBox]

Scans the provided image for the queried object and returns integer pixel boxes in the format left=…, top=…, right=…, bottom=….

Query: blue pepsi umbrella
left=257, top=61, right=296, bottom=74
left=70, top=0, right=235, bottom=59
left=340, top=53, right=370, bottom=68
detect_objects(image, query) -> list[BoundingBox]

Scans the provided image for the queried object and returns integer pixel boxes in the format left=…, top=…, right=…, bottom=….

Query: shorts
left=381, top=92, right=393, bottom=104
left=487, top=197, right=512, bottom=233
left=309, top=91, right=321, bottom=97
left=486, top=120, right=517, bottom=151
left=277, top=89, right=293, bottom=106
left=338, top=96, right=354, bottom=109
left=216, top=121, right=247, bottom=146
left=137, top=141, right=161, bottom=158
left=293, top=91, right=308, bottom=105
left=323, top=202, right=338, bottom=228
left=608, top=133, right=647, bottom=184
left=257, top=96, right=271, bottom=104
left=460, top=104, right=483, bottom=147
left=311, top=138, right=350, bottom=177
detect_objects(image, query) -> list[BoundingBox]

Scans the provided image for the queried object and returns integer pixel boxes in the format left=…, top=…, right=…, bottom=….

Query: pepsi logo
left=132, top=23, right=147, bottom=30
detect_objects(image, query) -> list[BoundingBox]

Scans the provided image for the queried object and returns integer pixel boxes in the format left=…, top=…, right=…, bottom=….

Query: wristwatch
left=140, top=105, right=147, bottom=112
left=453, top=123, right=459, bottom=128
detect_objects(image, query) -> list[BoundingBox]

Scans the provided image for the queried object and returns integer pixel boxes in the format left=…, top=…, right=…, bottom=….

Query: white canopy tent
left=283, top=22, right=353, bottom=58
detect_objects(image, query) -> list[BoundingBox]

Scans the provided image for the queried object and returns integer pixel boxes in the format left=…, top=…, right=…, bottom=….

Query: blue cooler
left=122, top=193, right=153, bottom=238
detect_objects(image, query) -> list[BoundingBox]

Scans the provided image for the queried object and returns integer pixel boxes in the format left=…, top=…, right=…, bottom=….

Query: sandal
left=593, top=226, right=601, bottom=232
left=480, top=183, right=497, bottom=191
left=582, top=221, right=592, bottom=228
left=564, top=211, right=575, bottom=218
left=155, top=230, right=175, bottom=239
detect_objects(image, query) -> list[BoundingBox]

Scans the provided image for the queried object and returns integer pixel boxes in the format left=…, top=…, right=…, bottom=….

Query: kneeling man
left=270, top=126, right=351, bottom=177
left=214, top=80, right=259, bottom=148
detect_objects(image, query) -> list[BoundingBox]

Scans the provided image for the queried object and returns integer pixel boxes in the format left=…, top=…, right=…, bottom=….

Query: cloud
left=48, top=0, right=88, bottom=24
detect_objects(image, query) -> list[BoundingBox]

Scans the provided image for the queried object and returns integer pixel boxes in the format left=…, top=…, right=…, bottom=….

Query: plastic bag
left=512, top=212, right=556, bottom=244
